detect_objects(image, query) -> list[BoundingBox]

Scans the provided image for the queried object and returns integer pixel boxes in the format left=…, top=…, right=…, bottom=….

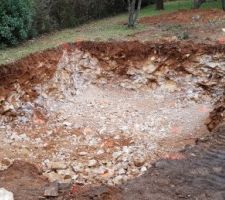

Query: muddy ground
left=0, top=9, right=225, bottom=200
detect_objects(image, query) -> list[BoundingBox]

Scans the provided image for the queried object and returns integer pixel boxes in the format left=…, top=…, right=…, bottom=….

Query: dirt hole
left=0, top=41, right=225, bottom=189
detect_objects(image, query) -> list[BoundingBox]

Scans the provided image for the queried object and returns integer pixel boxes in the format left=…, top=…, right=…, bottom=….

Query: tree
left=221, top=0, right=225, bottom=10
left=0, top=0, right=33, bottom=48
left=193, top=0, right=202, bottom=8
left=156, top=0, right=164, bottom=10
left=127, top=0, right=142, bottom=28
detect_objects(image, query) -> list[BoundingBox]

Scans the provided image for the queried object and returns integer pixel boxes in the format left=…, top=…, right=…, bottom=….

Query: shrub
left=49, top=0, right=127, bottom=29
left=0, top=0, right=34, bottom=48
left=0, top=0, right=151, bottom=48
left=31, top=0, right=54, bottom=35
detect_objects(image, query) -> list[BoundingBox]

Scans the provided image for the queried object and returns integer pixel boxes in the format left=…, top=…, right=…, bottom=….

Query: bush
left=142, top=0, right=155, bottom=6
left=31, top=0, right=54, bottom=35
left=33, top=0, right=128, bottom=33
left=0, top=0, right=34, bottom=48
left=0, top=0, right=151, bottom=48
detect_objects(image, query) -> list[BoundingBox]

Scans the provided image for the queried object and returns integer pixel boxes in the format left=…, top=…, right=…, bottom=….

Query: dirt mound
left=0, top=161, right=48, bottom=200
left=139, top=9, right=225, bottom=25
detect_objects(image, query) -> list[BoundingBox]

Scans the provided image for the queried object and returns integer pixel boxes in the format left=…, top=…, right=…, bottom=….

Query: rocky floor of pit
left=59, top=124, right=225, bottom=200
left=0, top=84, right=213, bottom=185
left=1, top=116, right=225, bottom=200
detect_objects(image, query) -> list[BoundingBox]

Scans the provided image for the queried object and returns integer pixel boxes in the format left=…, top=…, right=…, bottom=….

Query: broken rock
left=133, top=156, right=146, bottom=167
left=43, top=171, right=64, bottom=183
left=47, top=161, right=68, bottom=170
left=0, top=188, right=14, bottom=200
left=143, top=63, right=158, bottom=74
left=140, top=166, right=147, bottom=173
left=0, top=159, right=13, bottom=171
left=88, top=159, right=98, bottom=167
left=2, top=104, right=15, bottom=114
left=44, top=181, right=59, bottom=197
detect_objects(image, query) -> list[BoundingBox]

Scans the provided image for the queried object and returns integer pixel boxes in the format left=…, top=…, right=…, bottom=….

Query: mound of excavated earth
left=0, top=41, right=225, bottom=199
left=139, top=9, right=225, bottom=25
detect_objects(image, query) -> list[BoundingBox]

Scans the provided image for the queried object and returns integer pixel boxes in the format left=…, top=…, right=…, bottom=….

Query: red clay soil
left=76, top=41, right=225, bottom=63
left=0, top=48, right=62, bottom=104
left=1, top=41, right=224, bottom=85
left=0, top=161, right=48, bottom=200
left=139, top=9, right=225, bottom=25
left=76, top=41, right=225, bottom=76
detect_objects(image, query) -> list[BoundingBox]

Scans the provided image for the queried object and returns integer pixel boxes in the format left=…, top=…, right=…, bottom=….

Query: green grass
left=0, top=0, right=222, bottom=64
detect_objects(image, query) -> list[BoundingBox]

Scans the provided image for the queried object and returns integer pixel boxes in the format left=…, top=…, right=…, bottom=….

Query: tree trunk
left=127, top=0, right=142, bottom=28
left=134, top=0, right=142, bottom=23
left=193, top=0, right=201, bottom=8
left=193, top=0, right=206, bottom=8
left=222, top=0, right=225, bottom=10
left=156, top=0, right=164, bottom=10
left=128, top=0, right=135, bottom=27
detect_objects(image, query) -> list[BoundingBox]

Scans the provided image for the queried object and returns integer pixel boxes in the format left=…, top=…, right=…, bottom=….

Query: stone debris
left=0, top=159, right=13, bottom=171
left=44, top=171, right=64, bottom=183
left=88, top=159, right=98, bottom=167
left=44, top=181, right=59, bottom=197
left=140, top=166, right=148, bottom=173
left=133, top=155, right=146, bottom=167
left=47, top=162, right=68, bottom=170
left=0, top=41, right=224, bottom=187
left=0, top=188, right=14, bottom=200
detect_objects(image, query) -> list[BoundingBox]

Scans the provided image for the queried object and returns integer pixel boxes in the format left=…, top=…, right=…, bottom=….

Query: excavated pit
left=0, top=41, right=225, bottom=198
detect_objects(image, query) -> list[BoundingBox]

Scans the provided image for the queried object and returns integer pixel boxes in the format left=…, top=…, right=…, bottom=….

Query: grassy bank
left=0, top=0, right=222, bottom=64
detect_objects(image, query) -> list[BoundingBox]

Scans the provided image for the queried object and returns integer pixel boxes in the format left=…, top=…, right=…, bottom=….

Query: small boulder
left=133, top=156, right=146, bottom=167
left=88, top=159, right=97, bottom=167
left=0, top=159, right=13, bottom=171
left=118, top=168, right=126, bottom=175
left=140, top=166, right=147, bottom=173
left=78, top=152, right=88, bottom=156
left=0, top=188, right=14, bottom=200
left=43, top=171, right=64, bottom=183
left=44, top=181, right=59, bottom=197
left=143, top=63, right=158, bottom=74
left=47, top=162, right=67, bottom=170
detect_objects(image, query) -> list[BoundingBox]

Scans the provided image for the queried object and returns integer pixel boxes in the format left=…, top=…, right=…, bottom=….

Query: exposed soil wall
left=1, top=41, right=224, bottom=115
